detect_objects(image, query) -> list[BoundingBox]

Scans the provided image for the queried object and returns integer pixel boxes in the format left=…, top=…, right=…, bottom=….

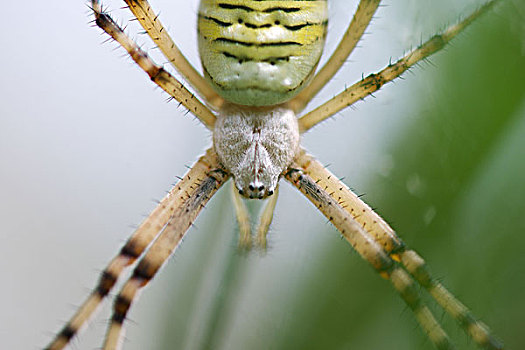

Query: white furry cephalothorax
left=213, top=104, right=300, bottom=199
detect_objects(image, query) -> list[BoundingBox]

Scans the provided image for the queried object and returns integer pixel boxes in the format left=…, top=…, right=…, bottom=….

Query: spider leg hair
left=231, top=181, right=253, bottom=250
left=289, top=0, right=381, bottom=113
left=103, top=148, right=228, bottom=350
left=122, top=0, right=223, bottom=109
left=91, top=0, right=216, bottom=129
left=288, top=150, right=503, bottom=350
left=255, top=185, right=280, bottom=251
left=297, top=0, right=501, bottom=133
left=45, top=149, right=228, bottom=350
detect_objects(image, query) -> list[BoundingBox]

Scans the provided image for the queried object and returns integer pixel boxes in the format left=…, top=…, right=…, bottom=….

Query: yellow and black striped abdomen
left=198, top=0, right=328, bottom=106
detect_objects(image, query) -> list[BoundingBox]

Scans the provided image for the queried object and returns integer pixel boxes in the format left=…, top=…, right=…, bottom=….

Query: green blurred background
left=0, top=0, right=523, bottom=349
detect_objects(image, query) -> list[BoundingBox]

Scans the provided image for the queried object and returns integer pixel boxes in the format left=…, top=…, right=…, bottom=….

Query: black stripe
left=120, top=242, right=141, bottom=259
left=200, top=14, right=233, bottom=27
left=218, top=3, right=254, bottom=12
left=96, top=270, right=118, bottom=297
left=244, top=21, right=272, bottom=29
left=284, top=23, right=311, bottom=31
left=112, top=311, right=126, bottom=324
left=58, top=325, right=76, bottom=341
left=456, top=311, right=476, bottom=329
left=113, top=295, right=132, bottom=324
left=221, top=51, right=290, bottom=64
left=218, top=3, right=301, bottom=13
left=284, top=20, right=328, bottom=31
left=132, top=260, right=156, bottom=281
left=263, top=7, right=301, bottom=13
left=201, top=15, right=324, bottom=31
left=214, top=37, right=302, bottom=47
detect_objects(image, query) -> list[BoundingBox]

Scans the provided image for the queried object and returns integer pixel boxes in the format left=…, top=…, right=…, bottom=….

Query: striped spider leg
left=283, top=1, right=505, bottom=349
left=45, top=1, right=228, bottom=349
left=44, top=0, right=508, bottom=349
left=46, top=146, right=229, bottom=350
left=286, top=150, right=503, bottom=350
left=118, top=0, right=224, bottom=110
left=101, top=149, right=229, bottom=349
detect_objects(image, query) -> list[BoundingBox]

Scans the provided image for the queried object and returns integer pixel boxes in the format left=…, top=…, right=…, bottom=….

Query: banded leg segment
left=92, top=0, right=216, bottom=129
left=292, top=150, right=503, bottom=350
left=298, top=0, right=500, bottom=132
left=103, top=150, right=229, bottom=350
left=289, top=0, right=381, bottom=113
left=285, top=168, right=455, bottom=350
left=293, top=149, right=403, bottom=254
left=45, top=149, right=225, bottom=350
left=122, top=0, right=223, bottom=109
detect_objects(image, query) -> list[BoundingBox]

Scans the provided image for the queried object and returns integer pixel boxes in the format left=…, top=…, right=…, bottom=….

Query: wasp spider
left=43, top=0, right=517, bottom=349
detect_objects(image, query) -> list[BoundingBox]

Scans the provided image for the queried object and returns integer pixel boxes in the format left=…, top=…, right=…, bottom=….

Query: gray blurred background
left=0, top=0, right=524, bottom=349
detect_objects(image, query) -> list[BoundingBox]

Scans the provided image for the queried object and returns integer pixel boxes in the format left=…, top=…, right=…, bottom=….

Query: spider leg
left=45, top=149, right=225, bottom=350
left=91, top=0, right=216, bottom=129
left=289, top=149, right=503, bottom=350
left=231, top=181, right=252, bottom=250
left=121, top=0, right=223, bottom=109
left=288, top=0, right=381, bottom=113
left=297, top=0, right=500, bottom=133
left=255, top=185, right=280, bottom=251
left=285, top=163, right=455, bottom=350
left=102, top=149, right=228, bottom=350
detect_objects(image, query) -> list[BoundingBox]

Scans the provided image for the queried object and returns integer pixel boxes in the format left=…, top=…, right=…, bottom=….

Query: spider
left=42, top=0, right=513, bottom=349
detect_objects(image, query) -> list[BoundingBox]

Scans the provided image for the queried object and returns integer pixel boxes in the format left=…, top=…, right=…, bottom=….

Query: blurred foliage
left=152, top=2, right=525, bottom=350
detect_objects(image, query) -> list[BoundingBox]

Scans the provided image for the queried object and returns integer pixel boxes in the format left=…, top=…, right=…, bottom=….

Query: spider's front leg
left=286, top=150, right=503, bottom=350
left=45, top=149, right=227, bottom=350
left=103, top=148, right=229, bottom=350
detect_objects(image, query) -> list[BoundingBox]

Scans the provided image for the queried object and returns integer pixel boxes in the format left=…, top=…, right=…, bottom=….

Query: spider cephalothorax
left=214, top=104, right=299, bottom=198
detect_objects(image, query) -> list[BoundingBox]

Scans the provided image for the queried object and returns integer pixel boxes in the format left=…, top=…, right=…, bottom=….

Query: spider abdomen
left=213, top=104, right=299, bottom=198
left=198, top=0, right=328, bottom=106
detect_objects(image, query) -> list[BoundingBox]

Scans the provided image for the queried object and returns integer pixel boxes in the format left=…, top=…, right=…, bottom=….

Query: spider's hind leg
left=289, top=150, right=503, bottom=350
left=285, top=164, right=455, bottom=350
left=45, top=150, right=227, bottom=350
left=102, top=149, right=229, bottom=350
